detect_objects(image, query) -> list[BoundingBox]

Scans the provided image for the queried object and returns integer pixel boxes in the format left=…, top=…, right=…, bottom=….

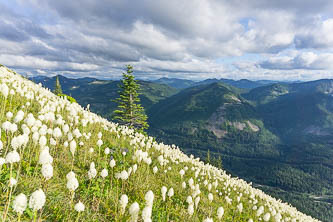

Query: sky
left=1, top=0, right=333, bottom=81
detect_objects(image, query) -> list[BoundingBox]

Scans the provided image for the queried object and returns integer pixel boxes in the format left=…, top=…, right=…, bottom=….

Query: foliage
left=58, top=93, right=77, bottom=103
left=113, top=65, right=149, bottom=131
left=54, top=75, right=63, bottom=95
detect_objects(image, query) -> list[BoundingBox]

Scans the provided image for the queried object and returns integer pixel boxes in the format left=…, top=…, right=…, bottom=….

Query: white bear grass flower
left=129, top=202, right=140, bottom=222
left=119, top=194, right=128, bottom=215
left=29, top=189, right=46, bottom=214
left=74, top=201, right=85, bottom=221
left=74, top=201, right=85, bottom=212
left=12, top=193, right=27, bottom=215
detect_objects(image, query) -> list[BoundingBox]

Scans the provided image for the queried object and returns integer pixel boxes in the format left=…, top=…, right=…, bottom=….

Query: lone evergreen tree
left=113, top=65, right=149, bottom=131
left=54, top=75, right=63, bottom=95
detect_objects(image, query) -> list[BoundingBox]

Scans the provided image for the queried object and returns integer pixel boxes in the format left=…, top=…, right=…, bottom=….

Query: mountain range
left=31, top=75, right=333, bottom=221
left=152, top=77, right=280, bottom=89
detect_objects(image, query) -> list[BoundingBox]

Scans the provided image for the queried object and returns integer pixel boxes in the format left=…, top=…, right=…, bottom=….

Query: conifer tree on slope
left=54, top=75, right=63, bottom=95
left=113, top=65, right=149, bottom=131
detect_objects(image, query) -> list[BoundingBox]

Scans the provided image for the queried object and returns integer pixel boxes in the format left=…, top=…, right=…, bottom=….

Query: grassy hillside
left=0, top=66, right=319, bottom=221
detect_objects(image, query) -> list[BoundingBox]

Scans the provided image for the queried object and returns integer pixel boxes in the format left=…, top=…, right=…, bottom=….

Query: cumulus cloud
left=260, top=51, right=333, bottom=70
left=295, top=18, right=333, bottom=49
left=0, top=0, right=333, bottom=80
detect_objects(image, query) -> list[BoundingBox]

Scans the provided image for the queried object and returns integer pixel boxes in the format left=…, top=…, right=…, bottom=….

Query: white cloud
left=260, top=51, right=333, bottom=70
left=295, top=18, right=333, bottom=49
left=1, top=0, right=333, bottom=80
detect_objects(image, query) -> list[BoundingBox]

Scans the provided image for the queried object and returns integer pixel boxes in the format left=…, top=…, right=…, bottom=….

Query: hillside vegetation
left=0, top=66, right=320, bottom=221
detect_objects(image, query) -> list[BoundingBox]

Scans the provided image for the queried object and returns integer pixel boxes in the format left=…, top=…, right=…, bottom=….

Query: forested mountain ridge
left=31, top=75, right=179, bottom=119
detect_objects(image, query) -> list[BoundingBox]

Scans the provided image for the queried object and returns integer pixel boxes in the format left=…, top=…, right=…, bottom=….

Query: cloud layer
left=1, top=0, right=333, bottom=80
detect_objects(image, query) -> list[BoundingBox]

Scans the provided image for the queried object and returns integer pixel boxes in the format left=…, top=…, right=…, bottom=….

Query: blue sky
left=1, top=0, right=333, bottom=81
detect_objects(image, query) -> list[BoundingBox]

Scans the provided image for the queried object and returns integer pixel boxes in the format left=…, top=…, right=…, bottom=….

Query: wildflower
left=133, top=164, right=137, bottom=173
left=12, top=193, right=27, bottom=214
left=161, top=186, right=167, bottom=201
left=195, top=196, right=200, bottom=208
left=186, top=196, right=193, bottom=205
left=237, top=203, right=243, bottom=213
left=53, top=127, right=62, bottom=138
left=274, top=213, right=282, bottom=222
left=14, top=110, right=24, bottom=123
left=203, top=218, right=213, bottom=222
left=89, top=147, right=94, bottom=153
left=129, top=202, right=140, bottom=222
left=109, top=159, right=116, bottom=168
left=9, top=177, right=17, bottom=187
left=39, top=147, right=53, bottom=165
left=97, top=139, right=103, bottom=147
left=208, top=193, right=213, bottom=202
left=0, top=83, right=9, bottom=97
left=50, top=137, right=57, bottom=146
left=63, top=124, right=70, bottom=133
left=2, top=121, right=11, bottom=131
left=9, top=123, right=18, bottom=133
left=119, top=194, right=128, bottom=215
left=29, top=189, right=46, bottom=211
left=168, top=187, right=174, bottom=198
left=39, top=136, right=47, bottom=147
left=101, top=168, right=108, bottom=178
left=66, top=172, right=79, bottom=192
left=6, top=111, right=13, bottom=119
left=188, top=178, right=194, bottom=186
left=153, top=166, right=158, bottom=174
left=0, top=158, right=5, bottom=166
left=182, top=181, right=186, bottom=189
left=127, top=167, right=132, bottom=176
left=68, top=132, right=73, bottom=141
left=256, top=206, right=264, bottom=217
left=88, top=162, right=97, bottom=179
left=145, top=190, right=154, bottom=206
left=263, top=213, right=271, bottom=221
left=41, top=163, right=53, bottom=180
left=74, top=201, right=85, bottom=212
left=142, top=206, right=152, bottom=222
left=115, top=170, right=128, bottom=180
left=6, top=150, right=20, bottom=163
left=70, top=140, right=76, bottom=156
left=144, top=157, right=152, bottom=165
left=188, top=203, right=194, bottom=216
left=179, top=169, right=185, bottom=178
left=217, top=206, right=224, bottom=219
left=104, top=147, right=110, bottom=155
left=225, top=196, right=232, bottom=205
